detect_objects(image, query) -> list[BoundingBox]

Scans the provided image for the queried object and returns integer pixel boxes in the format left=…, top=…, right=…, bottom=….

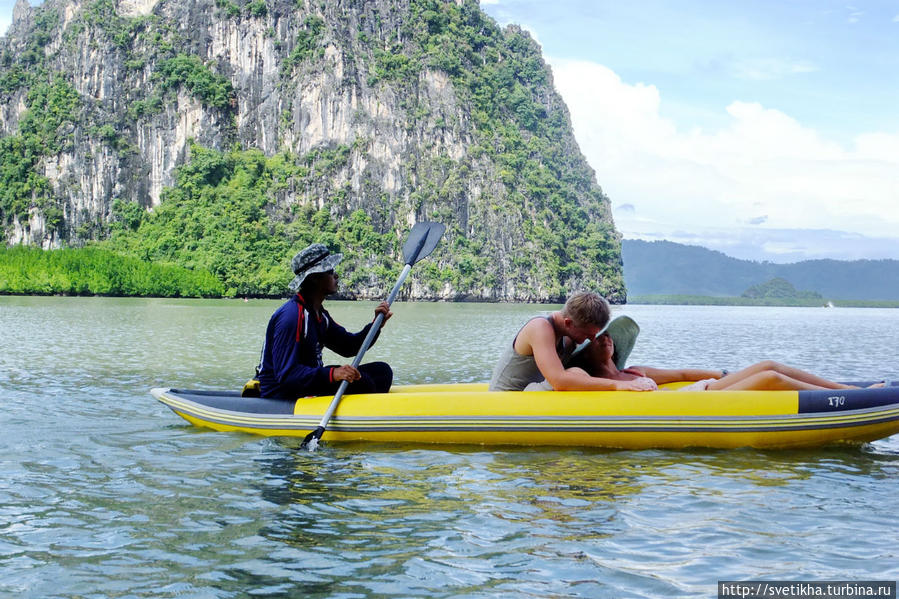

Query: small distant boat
left=824, top=301, right=835, bottom=308
left=151, top=382, right=899, bottom=449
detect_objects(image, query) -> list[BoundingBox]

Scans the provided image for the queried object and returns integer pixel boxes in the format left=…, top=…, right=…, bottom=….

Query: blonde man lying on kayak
left=577, top=316, right=881, bottom=392
left=488, top=293, right=657, bottom=392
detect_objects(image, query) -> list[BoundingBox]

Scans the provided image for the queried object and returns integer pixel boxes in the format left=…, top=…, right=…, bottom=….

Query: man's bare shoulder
left=520, top=315, right=554, bottom=336
left=515, top=316, right=555, bottom=353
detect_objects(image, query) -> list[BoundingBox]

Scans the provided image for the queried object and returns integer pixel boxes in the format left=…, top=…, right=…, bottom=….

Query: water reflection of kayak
left=150, top=382, right=899, bottom=449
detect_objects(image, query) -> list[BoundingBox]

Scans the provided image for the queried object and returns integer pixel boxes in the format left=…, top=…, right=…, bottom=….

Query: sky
left=0, top=3, right=9, bottom=36
left=3, top=1, right=899, bottom=262
left=479, top=0, right=899, bottom=262
left=0, top=0, right=20, bottom=37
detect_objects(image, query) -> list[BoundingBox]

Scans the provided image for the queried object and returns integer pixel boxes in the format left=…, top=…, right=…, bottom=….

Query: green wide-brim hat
left=287, top=243, right=343, bottom=292
left=598, top=315, right=640, bottom=370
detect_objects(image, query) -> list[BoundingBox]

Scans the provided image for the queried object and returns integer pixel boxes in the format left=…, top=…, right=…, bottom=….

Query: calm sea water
left=1, top=296, right=897, bottom=598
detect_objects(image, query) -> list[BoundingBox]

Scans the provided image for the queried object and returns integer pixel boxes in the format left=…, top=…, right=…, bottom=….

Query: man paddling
left=488, top=292, right=656, bottom=392
left=256, top=244, right=393, bottom=399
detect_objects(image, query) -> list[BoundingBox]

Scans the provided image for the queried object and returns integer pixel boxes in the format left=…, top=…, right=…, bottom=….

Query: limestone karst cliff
left=0, top=0, right=625, bottom=301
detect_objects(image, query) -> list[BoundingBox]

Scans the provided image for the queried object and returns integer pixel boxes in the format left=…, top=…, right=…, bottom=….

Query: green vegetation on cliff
left=157, top=53, right=234, bottom=109
left=102, top=144, right=399, bottom=297
left=0, top=75, right=81, bottom=229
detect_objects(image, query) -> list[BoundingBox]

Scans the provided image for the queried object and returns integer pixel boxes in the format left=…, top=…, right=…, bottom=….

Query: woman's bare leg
left=706, top=361, right=780, bottom=388
left=712, top=360, right=854, bottom=390
left=708, top=370, right=837, bottom=391
left=753, top=360, right=855, bottom=389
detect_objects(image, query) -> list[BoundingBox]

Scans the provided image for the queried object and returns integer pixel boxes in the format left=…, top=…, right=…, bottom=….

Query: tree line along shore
left=3, top=245, right=898, bottom=307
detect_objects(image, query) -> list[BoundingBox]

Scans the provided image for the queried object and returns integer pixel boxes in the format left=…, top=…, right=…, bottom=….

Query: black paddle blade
left=301, top=426, right=325, bottom=449
left=402, top=222, right=445, bottom=266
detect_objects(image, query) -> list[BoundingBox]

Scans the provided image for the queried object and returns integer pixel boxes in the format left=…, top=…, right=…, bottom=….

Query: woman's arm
left=631, top=366, right=724, bottom=385
left=548, top=369, right=657, bottom=391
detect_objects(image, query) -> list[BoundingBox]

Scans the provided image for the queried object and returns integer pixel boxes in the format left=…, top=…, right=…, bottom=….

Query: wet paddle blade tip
left=301, top=426, right=324, bottom=451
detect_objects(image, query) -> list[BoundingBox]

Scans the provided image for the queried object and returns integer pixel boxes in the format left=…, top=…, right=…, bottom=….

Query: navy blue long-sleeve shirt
left=257, top=294, right=377, bottom=398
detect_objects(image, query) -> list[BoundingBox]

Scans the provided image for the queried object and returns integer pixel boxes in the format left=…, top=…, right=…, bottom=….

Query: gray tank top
left=488, top=317, right=574, bottom=391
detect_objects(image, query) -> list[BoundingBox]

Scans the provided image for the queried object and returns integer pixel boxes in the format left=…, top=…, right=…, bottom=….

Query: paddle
left=301, top=221, right=446, bottom=450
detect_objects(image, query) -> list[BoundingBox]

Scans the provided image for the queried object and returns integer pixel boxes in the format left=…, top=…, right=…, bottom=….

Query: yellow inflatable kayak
left=150, top=382, right=899, bottom=449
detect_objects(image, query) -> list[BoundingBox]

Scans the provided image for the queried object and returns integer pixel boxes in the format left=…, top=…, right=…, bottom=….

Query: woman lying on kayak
left=574, top=316, right=882, bottom=392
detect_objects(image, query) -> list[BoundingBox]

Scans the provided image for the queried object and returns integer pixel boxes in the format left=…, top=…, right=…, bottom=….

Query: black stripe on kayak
left=168, top=389, right=297, bottom=415
left=799, top=387, right=899, bottom=413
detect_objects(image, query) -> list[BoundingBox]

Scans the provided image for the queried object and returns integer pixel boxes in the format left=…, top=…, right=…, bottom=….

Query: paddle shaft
left=302, top=223, right=441, bottom=448
left=313, top=261, right=412, bottom=429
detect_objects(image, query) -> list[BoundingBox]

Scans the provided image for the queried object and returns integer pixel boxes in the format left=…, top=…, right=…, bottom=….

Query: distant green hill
left=741, top=277, right=821, bottom=300
left=622, top=240, right=899, bottom=301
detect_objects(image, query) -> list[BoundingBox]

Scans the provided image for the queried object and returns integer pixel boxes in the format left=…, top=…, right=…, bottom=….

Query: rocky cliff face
left=0, top=0, right=625, bottom=301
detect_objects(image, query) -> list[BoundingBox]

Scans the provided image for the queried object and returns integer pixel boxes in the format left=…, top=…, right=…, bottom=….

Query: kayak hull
left=150, top=382, right=899, bottom=449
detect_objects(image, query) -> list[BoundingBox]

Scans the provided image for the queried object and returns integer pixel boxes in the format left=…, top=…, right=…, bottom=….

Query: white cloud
left=845, top=5, right=864, bottom=23
left=1, top=15, right=10, bottom=36
left=547, top=57, right=899, bottom=259
left=732, top=58, right=819, bottom=81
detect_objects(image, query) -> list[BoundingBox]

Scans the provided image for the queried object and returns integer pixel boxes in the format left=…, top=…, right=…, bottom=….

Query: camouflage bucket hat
left=287, top=243, right=343, bottom=292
